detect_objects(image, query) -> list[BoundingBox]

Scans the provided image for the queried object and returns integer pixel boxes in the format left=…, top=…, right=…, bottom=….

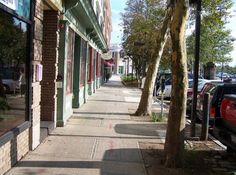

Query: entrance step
left=40, top=121, right=54, bottom=142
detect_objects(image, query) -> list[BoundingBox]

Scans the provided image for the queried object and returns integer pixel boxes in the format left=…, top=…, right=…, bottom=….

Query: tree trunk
left=164, top=0, right=189, bottom=168
left=135, top=7, right=173, bottom=116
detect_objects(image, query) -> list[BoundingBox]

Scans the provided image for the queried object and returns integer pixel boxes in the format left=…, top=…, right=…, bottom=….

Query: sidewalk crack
left=91, top=138, right=98, bottom=159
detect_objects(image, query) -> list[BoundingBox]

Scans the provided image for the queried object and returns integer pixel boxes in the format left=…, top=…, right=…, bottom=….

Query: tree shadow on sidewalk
left=114, top=123, right=167, bottom=137
left=13, top=148, right=146, bottom=175
left=13, top=145, right=228, bottom=175
left=88, top=99, right=137, bottom=104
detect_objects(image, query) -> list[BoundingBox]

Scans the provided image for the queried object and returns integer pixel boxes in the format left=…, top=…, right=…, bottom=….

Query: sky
left=110, top=0, right=126, bottom=48
left=110, top=0, right=236, bottom=65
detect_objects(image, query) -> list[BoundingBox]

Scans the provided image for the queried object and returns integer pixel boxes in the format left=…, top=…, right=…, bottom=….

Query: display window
left=0, top=6, right=30, bottom=136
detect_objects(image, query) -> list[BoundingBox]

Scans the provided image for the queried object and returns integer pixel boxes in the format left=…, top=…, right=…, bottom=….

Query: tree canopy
left=187, top=0, right=234, bottom=69
left=121, top=0, right=168, bottom=78
left=0, top=12, right=27, bottom=67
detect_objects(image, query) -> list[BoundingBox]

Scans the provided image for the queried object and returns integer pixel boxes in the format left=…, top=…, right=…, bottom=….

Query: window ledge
left=0, top=121, right=31, bottom=147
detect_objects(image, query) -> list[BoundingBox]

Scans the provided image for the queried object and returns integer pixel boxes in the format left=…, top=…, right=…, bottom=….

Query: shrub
left=121, top=75, right=137, bottom=81
left=152, top=112, right=167, bottom=122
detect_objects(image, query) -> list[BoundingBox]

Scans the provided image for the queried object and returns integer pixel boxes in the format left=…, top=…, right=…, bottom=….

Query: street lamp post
left=190, top=0, right=202, bottom=137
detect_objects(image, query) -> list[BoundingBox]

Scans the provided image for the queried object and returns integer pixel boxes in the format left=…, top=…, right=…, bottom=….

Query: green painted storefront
left=56, top=1, right=107, bottom=126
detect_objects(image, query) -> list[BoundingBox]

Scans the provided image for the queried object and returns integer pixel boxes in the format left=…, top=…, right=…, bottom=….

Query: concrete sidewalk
left=6, top=75, right=166, bottom=175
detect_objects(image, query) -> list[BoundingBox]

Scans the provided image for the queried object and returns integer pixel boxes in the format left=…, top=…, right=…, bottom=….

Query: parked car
left=213, top=94, right=236, bottom=152
left=0, top=68, right=21, bottom=93
left=186, top=79, right=222, bottom=114
left=187, top=79, right=210, bottom=97
left=196, top=81, right=236, bottom=126
left=155, top=73, right=200, bottom=98
left=216, top=72, right=231, bottom=80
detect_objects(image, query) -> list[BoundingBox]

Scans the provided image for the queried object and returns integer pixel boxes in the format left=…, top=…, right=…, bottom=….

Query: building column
left=72, top=35, right=81, bottom=108
left=30, top=0, right=43, bottom=150
left=41, top=10, right=60, bottom=126
left=56, top=20, right=68, bottom=127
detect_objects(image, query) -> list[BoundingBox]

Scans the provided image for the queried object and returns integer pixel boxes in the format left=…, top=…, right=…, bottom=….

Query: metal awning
left=101, top=51, right=112, bottom=60
left=65, top=0, right=108, bottom=52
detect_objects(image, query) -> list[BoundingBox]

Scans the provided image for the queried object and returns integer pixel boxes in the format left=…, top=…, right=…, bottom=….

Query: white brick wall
left=0, top=129, right=29, bottom=175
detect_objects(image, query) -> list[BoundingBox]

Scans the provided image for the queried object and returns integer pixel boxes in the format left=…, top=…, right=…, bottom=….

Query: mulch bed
left=139, top=140, right=236, bottom=175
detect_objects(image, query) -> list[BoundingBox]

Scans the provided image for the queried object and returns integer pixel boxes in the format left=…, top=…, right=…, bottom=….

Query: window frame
left=0, top=0, right=33, bottom=137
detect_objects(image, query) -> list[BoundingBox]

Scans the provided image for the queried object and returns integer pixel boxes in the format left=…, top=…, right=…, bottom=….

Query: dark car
left=213, top=94, right=236, bottom=152
left=186, top=79, right=222, bottom=114
left=196, top=82, right=236, bottom=125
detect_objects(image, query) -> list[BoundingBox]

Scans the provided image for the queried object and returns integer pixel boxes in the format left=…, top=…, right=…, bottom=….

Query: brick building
left=0, top=0, right=112, bottom=174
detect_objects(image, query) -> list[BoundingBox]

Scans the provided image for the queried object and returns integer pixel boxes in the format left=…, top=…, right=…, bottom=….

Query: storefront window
left=0, top=9, right=28, bottom=136
left=80, top=39, right=87, bottom=86
left=66, top=27, right=74, bottom=94
left=87, top=47, right=92, bottom=82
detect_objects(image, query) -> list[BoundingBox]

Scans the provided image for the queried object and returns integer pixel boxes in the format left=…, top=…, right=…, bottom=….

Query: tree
left=122, top=0, right=172, bottom=116
left=187, top=0, right=234, bottom=71
left=164, top=0, right=189, bottom=167
left=0, top=12, right=27, bottom=67
left=159, top=38, right=172, bottom=70
left=216, top=64, right=236, bottom=74
left=135, top=6, right=173, bottom=116
left=122, top=0, right=166, bottom=79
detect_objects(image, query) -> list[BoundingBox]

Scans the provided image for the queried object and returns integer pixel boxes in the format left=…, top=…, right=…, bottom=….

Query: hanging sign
left=101, top=51, right=112, bottom=60
left=0, top=0, right=17, bottom=10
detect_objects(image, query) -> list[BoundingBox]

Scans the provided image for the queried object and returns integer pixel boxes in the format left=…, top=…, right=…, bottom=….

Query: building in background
left=103, top=0, right=112, bottom=46
left=110, top=44, right=121, bottom=74
left=109, top=45, right=133, bottom=75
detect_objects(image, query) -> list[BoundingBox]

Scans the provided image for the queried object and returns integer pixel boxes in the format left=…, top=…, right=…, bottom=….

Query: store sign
left=0, top=0, right=16, bottom=10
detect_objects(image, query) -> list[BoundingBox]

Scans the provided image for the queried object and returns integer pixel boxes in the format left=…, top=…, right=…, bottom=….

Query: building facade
left=0, top=0, right=111, bottom=174
left=109, top=45, right=133, bottom=75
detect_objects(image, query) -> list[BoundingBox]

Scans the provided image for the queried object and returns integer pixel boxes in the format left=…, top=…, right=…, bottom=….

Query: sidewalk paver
left=6, top=75, right=165, bottom=175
